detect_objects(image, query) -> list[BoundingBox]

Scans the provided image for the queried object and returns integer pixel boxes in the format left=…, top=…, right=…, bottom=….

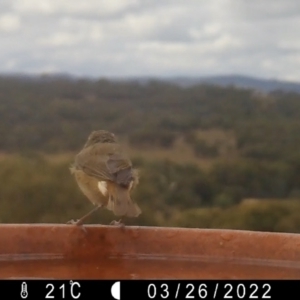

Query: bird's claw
left=110, top=219, right=124, bottom=227
left=66, top=219, right=78, bottom=225
left=66, top=219, right=87, bottom=233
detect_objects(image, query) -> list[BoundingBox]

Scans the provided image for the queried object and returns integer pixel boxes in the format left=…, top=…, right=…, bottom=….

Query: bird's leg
left=67, top=204, right=103, bottom=226
left=110, top=218, right=124, bottom=227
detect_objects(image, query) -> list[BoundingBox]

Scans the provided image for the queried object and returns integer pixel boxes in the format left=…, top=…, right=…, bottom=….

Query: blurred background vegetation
left=1, top=75, right=300, bottom=232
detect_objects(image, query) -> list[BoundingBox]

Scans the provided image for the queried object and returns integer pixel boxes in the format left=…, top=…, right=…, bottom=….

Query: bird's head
left=84, top=130, right=116, bottom=148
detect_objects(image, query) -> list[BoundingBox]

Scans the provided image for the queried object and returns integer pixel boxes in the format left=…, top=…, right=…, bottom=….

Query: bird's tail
left=106, top=184, right=141, bottom=217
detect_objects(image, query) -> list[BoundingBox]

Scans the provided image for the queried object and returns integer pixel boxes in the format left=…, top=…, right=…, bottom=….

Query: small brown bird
left=68, top=130, right=141, bottom=226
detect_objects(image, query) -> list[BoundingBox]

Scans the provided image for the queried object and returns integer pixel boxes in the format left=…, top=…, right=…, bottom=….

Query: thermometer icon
left=20, top=282, right=28, bottom=299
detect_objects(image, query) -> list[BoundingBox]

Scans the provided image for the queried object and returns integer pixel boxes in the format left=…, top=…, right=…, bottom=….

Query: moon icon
left=111, top=281, right=120, bottom=300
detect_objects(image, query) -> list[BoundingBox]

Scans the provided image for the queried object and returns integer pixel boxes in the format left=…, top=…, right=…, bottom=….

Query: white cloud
left=38, top=32, right=84, bottom=47
left=0, top=14, right=20, bottom=32
left=0, top=0, right=300, bottom=80
left=13, top=0, right=139, bottom=16
left=3, top=59, right=17, bottom=70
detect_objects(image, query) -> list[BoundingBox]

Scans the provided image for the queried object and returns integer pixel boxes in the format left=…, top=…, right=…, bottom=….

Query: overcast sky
left=1, top=0, right=300, bottom=81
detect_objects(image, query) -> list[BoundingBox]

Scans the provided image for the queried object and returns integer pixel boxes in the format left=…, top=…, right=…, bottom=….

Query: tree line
left=0, top=75, right=300, bottom=232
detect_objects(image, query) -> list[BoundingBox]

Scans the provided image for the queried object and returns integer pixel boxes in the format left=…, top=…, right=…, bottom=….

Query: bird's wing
left=106, top=153, right=134, bottom=187
left=74, top=143, right=134, bottom=186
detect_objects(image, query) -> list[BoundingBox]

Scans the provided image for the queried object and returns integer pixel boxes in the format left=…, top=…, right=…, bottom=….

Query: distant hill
left=2, top=73, right=300, bottom=94
left=163, top=75, right=300, bottom=94
left=100, top=74, right=300, bottom=94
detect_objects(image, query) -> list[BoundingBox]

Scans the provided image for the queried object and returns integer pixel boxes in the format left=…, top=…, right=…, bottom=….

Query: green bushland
left=0, top=76, right=299, bottom=232
left=0, top=154, right=299, bottom=232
